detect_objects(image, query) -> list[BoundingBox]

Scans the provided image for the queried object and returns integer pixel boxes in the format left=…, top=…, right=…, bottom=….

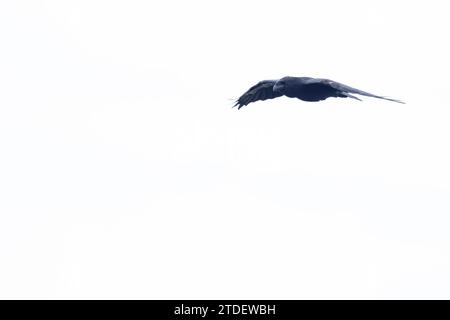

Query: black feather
left=233, top=76, right=404, bottom=108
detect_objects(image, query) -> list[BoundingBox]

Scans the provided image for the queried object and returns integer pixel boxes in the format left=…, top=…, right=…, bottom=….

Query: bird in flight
left=234, top=76, right=404, bottom=109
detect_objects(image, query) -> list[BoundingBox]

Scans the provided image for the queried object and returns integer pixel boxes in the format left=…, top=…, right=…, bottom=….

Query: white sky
left=1, top=0, right=450, bottom=299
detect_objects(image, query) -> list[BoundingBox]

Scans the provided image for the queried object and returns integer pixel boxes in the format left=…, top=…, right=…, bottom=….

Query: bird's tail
left=346, top=87, right=405, bottom=104
left=361, top=93, right=405, bottom=104
left=340, top=92, right=362, bottom=101
left=334, top=81, right=405, bottom=104
left=376, top=96, right=405, bottom=104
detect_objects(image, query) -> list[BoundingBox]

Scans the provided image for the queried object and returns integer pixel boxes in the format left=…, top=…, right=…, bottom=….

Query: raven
left=234, top=76, right=404, bottom=109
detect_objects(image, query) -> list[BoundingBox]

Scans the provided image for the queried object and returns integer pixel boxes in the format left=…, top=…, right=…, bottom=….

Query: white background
left=1, top=1, right=449, bottom=299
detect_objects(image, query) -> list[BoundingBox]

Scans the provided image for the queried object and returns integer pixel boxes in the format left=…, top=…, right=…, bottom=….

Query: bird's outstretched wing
left=317, top=78, right=405, bottom=104
left=234, top=80, right=283, bottom=109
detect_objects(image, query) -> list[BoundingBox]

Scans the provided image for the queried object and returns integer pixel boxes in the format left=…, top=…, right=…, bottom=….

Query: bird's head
left=273, top=77, right=291, bottom=94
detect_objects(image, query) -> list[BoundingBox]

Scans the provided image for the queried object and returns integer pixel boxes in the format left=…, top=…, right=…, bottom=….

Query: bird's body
left=234, top=76, right=404, bottom=109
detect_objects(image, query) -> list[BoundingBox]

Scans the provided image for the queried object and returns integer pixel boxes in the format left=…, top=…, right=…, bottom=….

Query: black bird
left=234, top=76, right=404, bottom=109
